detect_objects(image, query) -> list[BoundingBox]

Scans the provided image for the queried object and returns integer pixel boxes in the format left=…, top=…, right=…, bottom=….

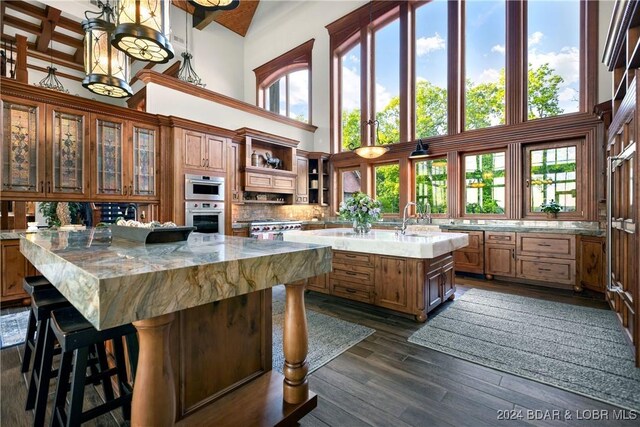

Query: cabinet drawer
left=517, top=233, right=575, bottom=259
left=332, top=263, right=374, bottom=283
left=330, top=279, right=374, bottom=303
left=485, top=231, right=516, bottom=245
left=517, top=256, right=576, bottom=285
left=333, top=251, right=374, bottom=267
left=246, top=172, right=272, bottom=187
left=273, top=176, right=295, bottom=191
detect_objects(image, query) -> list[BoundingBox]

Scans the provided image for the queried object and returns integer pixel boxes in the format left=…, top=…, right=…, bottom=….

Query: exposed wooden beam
left=2, top=14, right=83, bottom=49
left=37, top=6, right=61, bottom=52
left=164, top=60, right=181, bottom=77
left=4, top=1, right=83, bottom=36
left=2, top=34, right=84, bottom=71
left=129, top=61, right=156, bottom=86
left=14, top=34, right=27, bottom=83
left=193, top=7, right=223, bottom=31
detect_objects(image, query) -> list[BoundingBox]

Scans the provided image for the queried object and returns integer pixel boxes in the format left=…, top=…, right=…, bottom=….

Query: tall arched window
left=254, top=39, right=314, bottom=124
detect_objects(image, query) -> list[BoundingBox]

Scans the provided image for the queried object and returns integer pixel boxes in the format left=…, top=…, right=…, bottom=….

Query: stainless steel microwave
left=185, top=174, right=224, bottom=201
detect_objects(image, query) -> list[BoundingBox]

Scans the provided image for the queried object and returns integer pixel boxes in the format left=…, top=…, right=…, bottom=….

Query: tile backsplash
left=232, top=204, right=332, bottom=222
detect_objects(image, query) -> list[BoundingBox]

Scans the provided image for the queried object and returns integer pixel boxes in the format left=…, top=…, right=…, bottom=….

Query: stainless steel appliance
left=185, top=201, right=224, bottom=234
left=248, top=219, right=303, bottom=240
left=185, top=174, right=224, bottom=201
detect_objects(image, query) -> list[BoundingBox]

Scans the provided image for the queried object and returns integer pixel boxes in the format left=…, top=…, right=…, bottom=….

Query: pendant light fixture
left=354, top=119, right=389, bottom=159
left=82, top=1, right=132, bottom=98
left=189, top=0, right=240, bottom=11
left=36, top=20, right=68, bottom=93
left=112, top=0, right=174, bottom=63
left=408, top=139, right=430, bottom=159
left=177, top=10, right=205, bottom=87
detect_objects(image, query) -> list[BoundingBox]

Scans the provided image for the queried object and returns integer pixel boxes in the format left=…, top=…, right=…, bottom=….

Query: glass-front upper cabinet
left=524, top=141, right=580, bottom=217
left=463, top=151, right=507, bottom=215
left=1, top=99, right=44, bottom=195
left=414, top=158, right=448, bottom=215
left=131, top=124, right=157, bottom=197
left=94, top=117, right=124, bottom=197
left=50, top=107, right=88, bottom=197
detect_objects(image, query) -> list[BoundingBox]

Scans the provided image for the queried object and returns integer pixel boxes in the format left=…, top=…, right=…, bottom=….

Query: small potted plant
left=540, top=199, right=561, bottom=218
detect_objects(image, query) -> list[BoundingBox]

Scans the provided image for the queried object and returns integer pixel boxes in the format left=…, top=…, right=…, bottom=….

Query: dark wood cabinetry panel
left=374, top=255, right=410, bottom=312
left=1, top=239, right=34, bottom=305
left=577, top=236, right=605, bottom=292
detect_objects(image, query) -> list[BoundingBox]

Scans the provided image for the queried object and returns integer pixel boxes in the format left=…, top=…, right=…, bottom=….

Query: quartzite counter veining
left=20, top=230, right=332, bottom=330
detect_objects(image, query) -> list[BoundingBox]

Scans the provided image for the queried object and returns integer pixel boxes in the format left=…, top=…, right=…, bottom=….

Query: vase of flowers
left=338, top=192, right=382, bottom=234
left=540, top=199, right=561, bottom=218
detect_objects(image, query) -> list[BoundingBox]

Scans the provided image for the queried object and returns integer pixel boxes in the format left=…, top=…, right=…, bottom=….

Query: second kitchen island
left=284, top=228, right=469, bottom=321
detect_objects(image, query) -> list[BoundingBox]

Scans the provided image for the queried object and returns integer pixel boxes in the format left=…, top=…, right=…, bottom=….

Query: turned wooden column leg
left=283, top=282, right=309, bottom=405
left=131, top=313, right=176, bottom=427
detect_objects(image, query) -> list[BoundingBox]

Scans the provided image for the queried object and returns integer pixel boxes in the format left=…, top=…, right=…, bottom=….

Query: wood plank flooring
left=2, top=277, right=636, bottom=426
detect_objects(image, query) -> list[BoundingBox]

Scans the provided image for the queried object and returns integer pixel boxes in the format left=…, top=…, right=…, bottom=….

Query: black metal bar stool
left=20, top=276, right=55, bottom=374
left=47, top=306, right=135, bottom=427
left=25, top=287, right=70, bottom=426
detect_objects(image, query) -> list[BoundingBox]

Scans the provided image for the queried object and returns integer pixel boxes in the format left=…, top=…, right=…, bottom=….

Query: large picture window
left=340, top=168, right=362, bottom=202
left=341, top=43, right=362, bottom=151
left=527, top=0, right=580, bottom=119
left=415, top=158, right=447, bottom=214
left=525, top=142, right=579, bottom=215
left=374, top=19, right=400, bottom=145
left=464, top=151, right=506, bottom=215
left=375, top=163, right=400, bottom=214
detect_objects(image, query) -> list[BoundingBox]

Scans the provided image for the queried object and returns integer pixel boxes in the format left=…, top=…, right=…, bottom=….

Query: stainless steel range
left=248, top=219, right=303, bottom=240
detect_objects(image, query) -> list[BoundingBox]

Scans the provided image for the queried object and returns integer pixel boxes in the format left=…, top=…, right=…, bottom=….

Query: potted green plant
left=540, top=199, right=561, bottom=218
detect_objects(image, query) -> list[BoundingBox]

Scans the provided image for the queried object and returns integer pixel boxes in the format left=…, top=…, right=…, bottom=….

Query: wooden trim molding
left=135, top=70, right=318, bottom=133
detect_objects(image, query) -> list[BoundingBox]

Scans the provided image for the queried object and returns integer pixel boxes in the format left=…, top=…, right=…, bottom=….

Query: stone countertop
left=437, top=224, right=604, bottom=236
left=1, top=230, right=25, bottom=240
left=283, top=228, right=469, bottom=259
left=20, top=229, right=332, bottom=330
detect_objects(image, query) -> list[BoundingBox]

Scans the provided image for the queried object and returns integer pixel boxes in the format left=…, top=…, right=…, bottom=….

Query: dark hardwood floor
left=1, top=277, right=635, bottom=426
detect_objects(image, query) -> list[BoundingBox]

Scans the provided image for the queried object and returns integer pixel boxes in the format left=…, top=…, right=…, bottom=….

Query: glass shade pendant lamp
left=353, top=119, right=389, bottom=159
left=82, top=1, right=132, bottom=98
left=36, top=21, right=69, bottom=93
left=189, top=0, right=240, bottom=11
left=112, top=0, right=174, bottom=63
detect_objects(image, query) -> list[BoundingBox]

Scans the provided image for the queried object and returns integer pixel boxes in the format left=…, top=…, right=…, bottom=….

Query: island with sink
left=284, top=228, right=469, bottom=321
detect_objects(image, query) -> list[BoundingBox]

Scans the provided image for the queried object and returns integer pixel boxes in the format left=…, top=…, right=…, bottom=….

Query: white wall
left=243, top=1, right=367, bottom=153
left=146, top=83, right=316, bottom=149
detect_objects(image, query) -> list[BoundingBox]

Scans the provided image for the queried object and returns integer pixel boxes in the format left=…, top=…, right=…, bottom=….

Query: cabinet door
left=306, top=274, right=329, bottom=294
left=426, top=267, right=443, bottom=312
left=295, top=156, right=309, bottom=204
left=227, top=141, right=242, bottom=203
left=1, top=241, right=29, bottom=300
left=130, top=123, right=158, bottom=198
left=578, top=236, right=605, bottom=292
left=1, top=97, right=45, bottom=196
left=184, top=130, right=206, bottom=169
left=47, top=106, right=89, bottom=198
left=92, top=115, right=125, bottom=197
left=205, top=135, right=226, bottom=172
left=374, top=255, right=411, bottom=313
left=441, top=259, right=455, bottom=301
left=485, top=244, right=516, bottom=277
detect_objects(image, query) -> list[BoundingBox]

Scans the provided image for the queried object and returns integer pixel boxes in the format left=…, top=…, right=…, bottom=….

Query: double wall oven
left=185, top=174, right=225, bottom=234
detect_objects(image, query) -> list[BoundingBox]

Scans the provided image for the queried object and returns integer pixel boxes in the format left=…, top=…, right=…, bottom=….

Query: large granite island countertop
left=20, top=230, right=332, bottom=330
left=283, top=228, right=469, bottom=258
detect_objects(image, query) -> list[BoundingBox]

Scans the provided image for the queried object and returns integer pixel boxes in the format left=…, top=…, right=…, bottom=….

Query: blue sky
left=343, top=0, right=580, bottom=115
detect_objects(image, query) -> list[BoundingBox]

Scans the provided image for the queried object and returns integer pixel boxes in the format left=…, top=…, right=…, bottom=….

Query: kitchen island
left=20, top=229, right=332, bottom=426
left=284, top=228, right=468, bottom=321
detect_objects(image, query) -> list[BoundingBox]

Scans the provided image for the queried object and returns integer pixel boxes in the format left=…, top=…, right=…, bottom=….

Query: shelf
left=243, top=200, right=286, bottom=205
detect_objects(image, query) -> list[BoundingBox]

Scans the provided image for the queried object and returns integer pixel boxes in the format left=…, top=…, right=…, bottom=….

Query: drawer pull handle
left=539, top=268, right=552, bottom=272
left=345, top=288, right=357, bottom=293
left=538, top=243, right=551, bottom=247
left=345, top=272, right=357, bottom=276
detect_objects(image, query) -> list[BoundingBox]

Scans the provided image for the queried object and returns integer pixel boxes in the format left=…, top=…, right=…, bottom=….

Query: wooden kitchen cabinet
left=231, top=228, right=250, bottom=238
left=577, top=236, right=605, bottom=292
left=1, top=239, right=35, bottom=305
left=375, top=255, right=410, bottom=312
left=1, top=97, right=90, bottom=199
left=306, top=273, right=329, bottom=294
left=450, top=230, right=484, bottom=274
left=295, top=156, right=309, bottom=204
left=183, top=130, right=227, bottom=173
left=92, top=115, right=159, bottom=201
left=226, top=141, right=243, bottom=203
left=484, top=232, right=516, bottom=279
